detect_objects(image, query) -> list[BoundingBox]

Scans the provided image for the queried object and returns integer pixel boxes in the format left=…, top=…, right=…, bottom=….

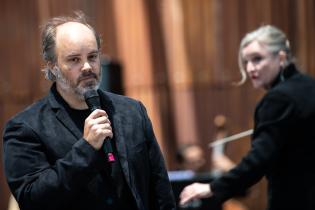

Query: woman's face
left=242, top=41, right=283, bottom=89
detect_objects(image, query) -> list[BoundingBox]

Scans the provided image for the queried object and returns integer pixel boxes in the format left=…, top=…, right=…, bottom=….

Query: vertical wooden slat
left=159, top=0, right=200, bottom=149
left=111, top=0, right=168, bottom=160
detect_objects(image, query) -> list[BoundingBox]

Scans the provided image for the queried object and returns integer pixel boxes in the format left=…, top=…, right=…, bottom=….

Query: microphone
left=84, top=89, right=115, bottom=163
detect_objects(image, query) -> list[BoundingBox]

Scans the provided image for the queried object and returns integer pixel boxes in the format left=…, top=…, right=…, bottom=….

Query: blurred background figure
left=176, top=143, right=207, bottom=173
left=211, top=115, right=248, bottom=210
left=211, top=115, right=236, bottom=176
left=172, top=143, right=214, bottom=210
left=171, top=115, right=248, bottom=210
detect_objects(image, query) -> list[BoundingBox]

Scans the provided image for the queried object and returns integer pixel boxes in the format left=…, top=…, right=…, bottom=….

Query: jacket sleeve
left=210, top=91, right=297, bottom=203
left=138, top=102, right=176, bottom=210
left=3, top=121, right=104, bottom=210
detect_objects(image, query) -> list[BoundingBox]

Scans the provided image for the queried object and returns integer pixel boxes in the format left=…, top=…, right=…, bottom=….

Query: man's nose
left=82, top=61, right=92, bottom=71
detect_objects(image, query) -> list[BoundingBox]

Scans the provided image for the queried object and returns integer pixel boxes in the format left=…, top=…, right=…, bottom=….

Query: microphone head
left=84, top=89, right=101, bottom=111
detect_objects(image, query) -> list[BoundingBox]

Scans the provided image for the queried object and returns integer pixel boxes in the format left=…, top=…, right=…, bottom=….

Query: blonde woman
left=180, top=25, right=315, bottom=210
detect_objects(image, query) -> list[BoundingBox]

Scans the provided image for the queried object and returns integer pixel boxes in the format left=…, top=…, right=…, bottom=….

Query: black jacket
left=210, top=64, right=315, bottom=210
left=3, top=84, right=175, bottom=210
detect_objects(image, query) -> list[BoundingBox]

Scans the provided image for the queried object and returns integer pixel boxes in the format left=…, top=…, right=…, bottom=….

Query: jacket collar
left=270, top=63, right=299, bottom=89
left=47, top=84, right=132, bottom=187
left=47, top=83, right=83, bottom=139
left=96, top=90, right=133, bottom=191
left=47, top=84, right=117, bottom=138
left=48, top=83, right=116, bottom=113
left=97, top=90, right=133, bottom=189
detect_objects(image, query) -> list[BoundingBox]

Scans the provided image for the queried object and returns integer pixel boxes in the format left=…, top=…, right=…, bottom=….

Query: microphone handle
left=103, top=137, right=115, bottom=162
left=87, top=107, right=115, bottom=163
left=83, top=89, right=115, bottom=163
left=92, top=107, right=115, bottom=163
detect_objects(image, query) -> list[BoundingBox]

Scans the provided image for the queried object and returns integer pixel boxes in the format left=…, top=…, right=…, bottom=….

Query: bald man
left=3, top=12, right=175, bottom=210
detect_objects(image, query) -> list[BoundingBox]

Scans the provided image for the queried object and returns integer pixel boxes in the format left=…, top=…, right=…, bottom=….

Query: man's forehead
left=55, top=21, right=97, bottom=52
left=56, top=21, right=93, bottom=37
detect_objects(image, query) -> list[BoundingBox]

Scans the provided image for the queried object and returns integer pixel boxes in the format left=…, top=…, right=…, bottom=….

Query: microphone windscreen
left=84, top=89, right=101, bottom=111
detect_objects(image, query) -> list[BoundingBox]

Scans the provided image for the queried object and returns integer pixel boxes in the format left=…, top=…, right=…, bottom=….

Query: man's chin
left=80, top=80, right=99, bottom=89
left=76, top=83, right=100, bottom=97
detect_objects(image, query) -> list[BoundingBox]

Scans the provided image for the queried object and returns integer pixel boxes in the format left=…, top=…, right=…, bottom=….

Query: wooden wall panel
left=143, top=0, right=178, bottom=166
left=0, top=1, right=43, bottom=209
left=111, top=0, right=169, bottom=160
left=159, top=0, right=204, bottom=150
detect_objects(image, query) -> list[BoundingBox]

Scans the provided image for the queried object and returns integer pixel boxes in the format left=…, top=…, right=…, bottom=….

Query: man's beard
left=53, top=66, right=101, bottom=100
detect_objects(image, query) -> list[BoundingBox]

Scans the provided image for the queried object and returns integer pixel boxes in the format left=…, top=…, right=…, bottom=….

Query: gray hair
left=237, top=25, right=292, bottom=85
left=41, top=11, right=101, bottom=81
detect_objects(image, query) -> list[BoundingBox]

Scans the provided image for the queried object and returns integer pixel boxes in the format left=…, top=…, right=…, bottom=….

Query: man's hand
left=179, top=182, right=213, bottom=206
left=83, top=109, right=113, bottom=150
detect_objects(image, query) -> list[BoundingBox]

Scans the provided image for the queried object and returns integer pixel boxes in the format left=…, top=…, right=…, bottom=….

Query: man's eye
left=69, top=57, right=80, bottom=63
left=89, top=54, right=98, bottom=61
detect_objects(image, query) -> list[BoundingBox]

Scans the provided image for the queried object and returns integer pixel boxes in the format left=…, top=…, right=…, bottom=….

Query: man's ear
left=47, top=62, right=54, bottom=70
left=48, top=62, right=58, bottom=75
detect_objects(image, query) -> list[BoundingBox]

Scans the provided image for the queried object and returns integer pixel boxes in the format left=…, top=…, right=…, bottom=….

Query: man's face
left=183, top=146, right=206, bottom=172
left=54, top=22, right=101, bottom=99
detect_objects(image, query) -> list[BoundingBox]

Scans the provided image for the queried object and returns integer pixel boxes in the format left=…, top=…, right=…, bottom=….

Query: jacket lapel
left=55, top=109, right=82, bottom=140
left=113, top=114, right=132, bottom=186
left=47, top=86, right=138, bottom=206
left=47, top=86, right=82, bottom=140
left=98, top=91, right=132, bottom=188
